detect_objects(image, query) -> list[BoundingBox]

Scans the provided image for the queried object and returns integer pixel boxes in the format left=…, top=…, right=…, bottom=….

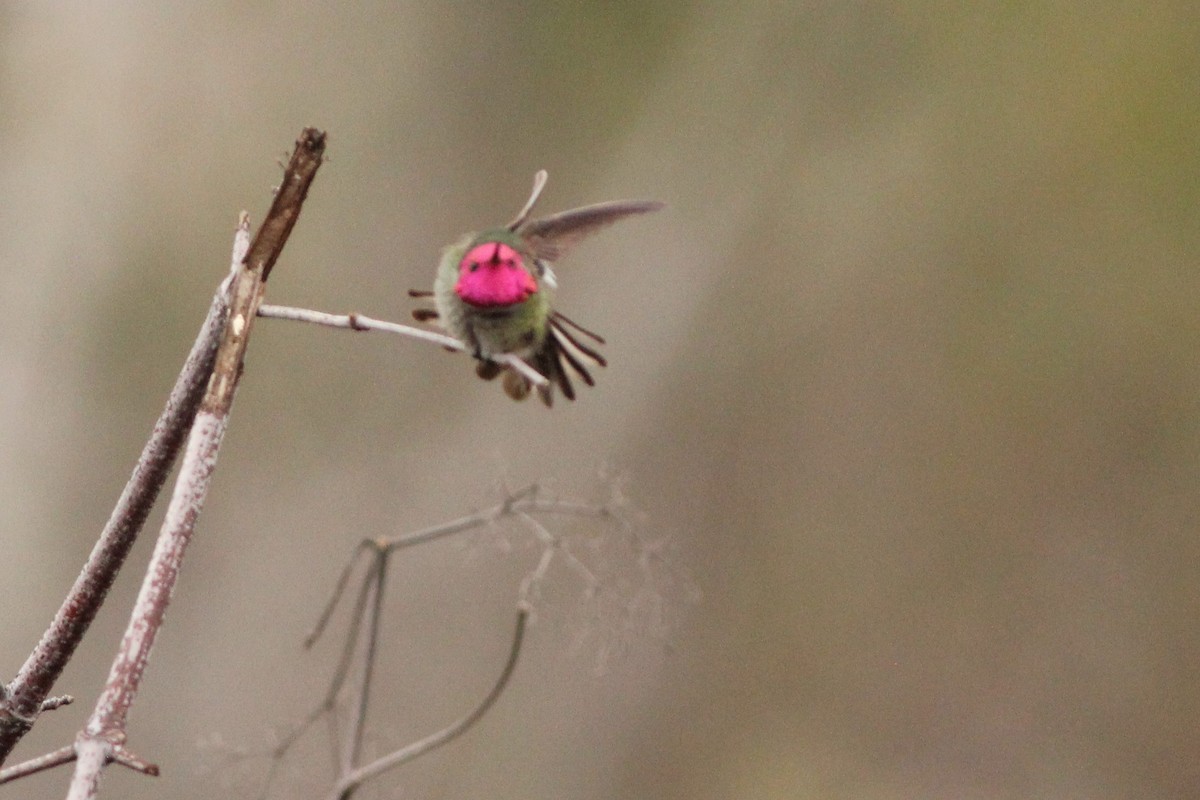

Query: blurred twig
left=255, top=485, right=624, bottom=800
left=327, top=611, right=528, bottom=800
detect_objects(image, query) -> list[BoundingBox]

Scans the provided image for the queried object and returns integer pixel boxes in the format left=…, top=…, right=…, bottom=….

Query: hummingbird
left=410, top=171, right=663, bottom=406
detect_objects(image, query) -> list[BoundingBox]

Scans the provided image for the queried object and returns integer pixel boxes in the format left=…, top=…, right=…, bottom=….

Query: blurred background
left=3, top=2, right=1200, bottom=798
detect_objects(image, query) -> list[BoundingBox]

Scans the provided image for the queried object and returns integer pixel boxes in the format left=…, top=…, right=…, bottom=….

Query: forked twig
left=329, top=611, right=528, bottom=800
left=255, top=485, right=626, bottom=800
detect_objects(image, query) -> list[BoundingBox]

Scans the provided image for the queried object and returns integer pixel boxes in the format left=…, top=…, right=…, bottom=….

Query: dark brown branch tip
left=244, top=127, right=327, bottom=283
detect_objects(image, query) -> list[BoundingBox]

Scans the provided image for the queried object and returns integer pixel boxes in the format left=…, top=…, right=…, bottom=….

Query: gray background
left=3, top=3, right=1199, bottom=798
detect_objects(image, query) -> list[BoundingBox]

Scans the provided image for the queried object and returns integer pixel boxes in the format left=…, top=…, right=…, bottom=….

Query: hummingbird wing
left=518, top=200, right=664, bottom=262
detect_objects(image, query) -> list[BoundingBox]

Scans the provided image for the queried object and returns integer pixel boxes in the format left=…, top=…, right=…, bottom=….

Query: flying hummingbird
left=410, top=171, right=663, bottom=406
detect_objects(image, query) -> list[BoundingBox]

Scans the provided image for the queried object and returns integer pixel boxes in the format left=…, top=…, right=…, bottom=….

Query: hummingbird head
left=454, top=239, right=538, bottom=307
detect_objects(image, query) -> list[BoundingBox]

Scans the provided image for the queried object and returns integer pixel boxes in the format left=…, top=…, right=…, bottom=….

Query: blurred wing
left=518, top=200, right=665, bottom=262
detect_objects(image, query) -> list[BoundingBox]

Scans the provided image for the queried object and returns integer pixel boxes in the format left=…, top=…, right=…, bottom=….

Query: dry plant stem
left=259, top=488, right=613, bottom=800
left=306, top=488, right=610, bottom=657
left=305, top=540, right=380, bottom=649
left=315, top=550, right=379, bottom=702
left=252, top=545, right=378, bottom=800
left=328, top=610, right=528, bottom=800
left=0, top=745, right=75, bottom=782
left=58, top=218, right=252, bottom=799
left=257, top=304, right=550, bottom=390
left=59, top=128, right=326, bottom=799
left=0, top=277, right=232, bottom=765
left=343, top=551, right=388, bottom=775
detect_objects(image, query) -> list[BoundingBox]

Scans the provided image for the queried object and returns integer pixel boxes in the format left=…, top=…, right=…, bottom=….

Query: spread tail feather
left=497, top=316, right=606, bottom=407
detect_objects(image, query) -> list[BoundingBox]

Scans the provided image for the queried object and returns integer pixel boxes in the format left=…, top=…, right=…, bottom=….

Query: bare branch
left=110, top=746, right=160, bottom=776
left=83, top=411, right=231, bottom=738
left=250, top=544, right=380, bottom=797
left=517, top=511, right=599, bottom=592
left=0, top=745, right=75, bottom=784
left=381, top=486, right=614, bottom=553
left=0, top=259, right=233, bottom=763
left=311, top=549, right=379, bottom=701
left=342, top=552, right=388, bottom=775
left=305, top=541, right=377, bottom=649
left=256, top=304, right=550, bottom=389
left=330, top=610, right=528, bottom=800
left=246, top=129, right=327, bottom=283
left=65, top=739, right=107, bottom=800
left=252, top=485, right=630, bottom=800
left=54, top=128, right=328, bottom=798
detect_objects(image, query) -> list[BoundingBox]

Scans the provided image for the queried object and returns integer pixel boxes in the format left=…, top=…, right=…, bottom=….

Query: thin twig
left=380, top=487, right=613, bottom=554
left=246, top=130, right=327, bottom=284
left=258, top=543, right=378, bottom=794
left=40, top=695, right=74, bottom=713
left=343, top=551, right=388, bottom=774
left=518, top=511, right=599, bottom=589
left=305, top=540, right=377, bottom=649
left=257, top=304, right=550, bottom=389
left=110, top=746, right=160, bottom=776
left=319, top=553, right=379, bottom=707
left=329, top=610, right=529, bottom=800
left=0, top=745, right=75, bottom=784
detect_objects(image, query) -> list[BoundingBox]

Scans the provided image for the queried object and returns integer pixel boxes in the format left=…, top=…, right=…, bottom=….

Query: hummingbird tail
left=550, top=311, right=606, bottom=345
left=503, top=315, right=607, bottom=407
left=549, top=314, right=607, bottom=367
left=533, top=336, right=571, bottom=406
